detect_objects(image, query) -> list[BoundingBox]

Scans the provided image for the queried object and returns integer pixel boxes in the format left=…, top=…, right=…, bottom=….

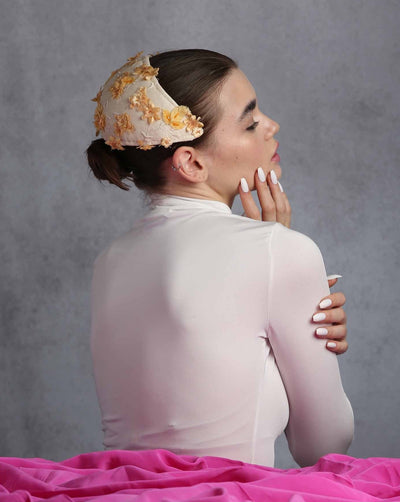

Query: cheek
left=230, top=137, right=264, bottom=166
left=211, top=128, right=264, bottom=170
left=213, top=135, right=245, bottom=166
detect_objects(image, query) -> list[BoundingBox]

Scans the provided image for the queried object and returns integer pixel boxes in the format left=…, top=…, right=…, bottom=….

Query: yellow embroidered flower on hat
left=93, top=102, right=106, bottom=136
left=110, top=72, right=136, bottom=99
left=134, top=63, right=159, bottom=80
left=127, top=51, right=144, bottom=64
left=162, top=106, right=190, bottom=130
left=91, top=88, right=103, bottom=103
left=105, top=136, right=125, bottom=150
left=137, top=140, right=154, bottom=150
left=184, top=113, right=204, bottom=137
left=128, top=87, right=160, bottom=123
left=141, top=103, right=161, bottom=124
left=129, top=87, right=149, bottom=111
left=114, top=113, right=135, bottom=136
left=160, top=137, right=173, bottom=148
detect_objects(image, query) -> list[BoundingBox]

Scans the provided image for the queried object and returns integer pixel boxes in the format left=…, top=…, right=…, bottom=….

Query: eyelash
left=246, top=121, right=259, bottom=131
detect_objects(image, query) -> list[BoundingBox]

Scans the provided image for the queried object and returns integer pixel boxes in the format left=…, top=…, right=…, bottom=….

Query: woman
left=87, top=49, right=353, bottom=467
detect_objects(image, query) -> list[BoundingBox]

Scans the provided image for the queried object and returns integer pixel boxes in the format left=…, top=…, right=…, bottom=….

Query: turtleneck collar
left=149, top=194, right=232, bottom=215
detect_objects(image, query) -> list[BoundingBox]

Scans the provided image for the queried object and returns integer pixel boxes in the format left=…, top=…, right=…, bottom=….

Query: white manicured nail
left=270, top=169, right=278, bottom=184
left=327, top=274, right=343, bottom=280
left=278, top=181, right=284, bottom=192
left=257, top=167, right=266, bottom=182
left=319, top=299, right=332, bottom=309
left=327, top=342, right=337, bottom=348
left=313, top=313, right=326, bottom=322
left=316, top=328, right=328, bottom=336
left=240, top=177, right=249, bottom=192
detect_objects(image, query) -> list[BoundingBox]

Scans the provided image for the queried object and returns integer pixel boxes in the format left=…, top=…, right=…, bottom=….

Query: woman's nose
left=272, top=120, right=280, bottom=135
left=264, top=116, right=280, bottom=138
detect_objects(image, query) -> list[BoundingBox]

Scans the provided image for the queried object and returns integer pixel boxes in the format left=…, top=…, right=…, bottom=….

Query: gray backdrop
left=0, top=0, right=399, bottom=469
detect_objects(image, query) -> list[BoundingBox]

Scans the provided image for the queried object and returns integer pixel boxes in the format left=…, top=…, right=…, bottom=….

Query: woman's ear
left=171, top=146, right=208, bottom=183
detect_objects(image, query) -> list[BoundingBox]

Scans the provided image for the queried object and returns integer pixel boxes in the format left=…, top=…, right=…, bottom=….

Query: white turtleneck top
left=90, top=194, right=353, bottom=467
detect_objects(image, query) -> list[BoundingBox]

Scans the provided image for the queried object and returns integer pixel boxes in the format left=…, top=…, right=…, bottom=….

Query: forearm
left=285, top=385, right=354, bottom=466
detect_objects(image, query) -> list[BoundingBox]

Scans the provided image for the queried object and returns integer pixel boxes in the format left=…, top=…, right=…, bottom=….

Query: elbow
left=335, top=398, right=355, bottom=456
left=288, top=407, right=355, bottom=467
left=291, top=430, right=354, bottom=468
left=338, top=411, right=355, bottom=455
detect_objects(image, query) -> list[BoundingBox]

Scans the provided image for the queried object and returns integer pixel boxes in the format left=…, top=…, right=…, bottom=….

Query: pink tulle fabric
left=0, top=449, right=399, bottom=501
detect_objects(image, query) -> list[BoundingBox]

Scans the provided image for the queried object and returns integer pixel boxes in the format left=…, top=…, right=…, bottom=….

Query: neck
left=157, top=183, right=235, bottom=208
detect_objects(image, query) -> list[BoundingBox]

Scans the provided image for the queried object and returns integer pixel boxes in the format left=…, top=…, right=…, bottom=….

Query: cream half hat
left=92, top=52, right=204, bottom=150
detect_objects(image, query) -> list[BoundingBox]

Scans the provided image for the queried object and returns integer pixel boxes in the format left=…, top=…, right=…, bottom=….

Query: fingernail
left=313, top=313, right=326, bottom=322
left=327, top=342, right=337, bottom=348
left=240, top=177, right=249, bottom=192
left=327, top=274, right=343, bottom=280
left=319, top=299, right=332, bottom=309
left=278, top=181, right=284, bottom=192
left=257, top=167, right=266, bottom=182
left=316, top=328, right=328, bottom=336
left=270, top=169, right=278, bottom=184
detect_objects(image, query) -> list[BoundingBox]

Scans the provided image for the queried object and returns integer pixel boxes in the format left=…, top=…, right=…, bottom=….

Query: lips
left=271, top=141, right=280, bottom=162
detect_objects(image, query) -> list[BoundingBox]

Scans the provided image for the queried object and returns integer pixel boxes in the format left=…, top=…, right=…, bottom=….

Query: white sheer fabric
left=90, top=194, right=353, bottom=467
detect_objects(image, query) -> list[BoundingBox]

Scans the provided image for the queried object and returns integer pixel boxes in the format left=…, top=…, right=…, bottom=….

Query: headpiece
left=91, top=52, right=204, bottom=151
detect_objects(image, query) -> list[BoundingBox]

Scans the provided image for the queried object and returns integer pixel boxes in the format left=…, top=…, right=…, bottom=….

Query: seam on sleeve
left=265, top=223, right=278, bottom=339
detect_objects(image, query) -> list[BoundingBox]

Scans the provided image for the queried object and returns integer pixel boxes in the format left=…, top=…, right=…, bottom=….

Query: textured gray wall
left=0, top=0, right=399, bottom=468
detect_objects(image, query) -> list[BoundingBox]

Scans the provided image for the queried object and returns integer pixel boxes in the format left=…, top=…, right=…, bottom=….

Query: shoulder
left=271, top=223, right=323, bottom=260
left=92, top=230, right=130, bottom=271
left=269, top=223, right=327, bottom=282
left=217, top=216, right=322, bottom=258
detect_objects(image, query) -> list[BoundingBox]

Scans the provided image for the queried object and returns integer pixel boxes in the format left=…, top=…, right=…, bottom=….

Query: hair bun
left=86, top=139, right=133, bottom=191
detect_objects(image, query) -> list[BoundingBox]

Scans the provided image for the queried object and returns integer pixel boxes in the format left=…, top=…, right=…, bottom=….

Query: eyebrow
left=238, top=99, right=257, bottom=122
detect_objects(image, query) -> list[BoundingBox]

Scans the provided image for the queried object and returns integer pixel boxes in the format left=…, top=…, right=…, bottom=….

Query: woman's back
left=90, top=195, right=353, bottom=466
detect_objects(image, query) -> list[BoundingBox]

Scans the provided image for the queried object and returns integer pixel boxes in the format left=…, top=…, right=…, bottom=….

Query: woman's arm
left=267, top=225, right=354, bottom=466
left=239, top=168, right=349, bottom=355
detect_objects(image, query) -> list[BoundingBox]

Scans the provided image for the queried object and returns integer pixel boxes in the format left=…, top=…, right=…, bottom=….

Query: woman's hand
left=313, top=276, right=348, bottom=355
left=239, top=167, right=291, bottom=227
left=238, top=168, right=348, bottom=355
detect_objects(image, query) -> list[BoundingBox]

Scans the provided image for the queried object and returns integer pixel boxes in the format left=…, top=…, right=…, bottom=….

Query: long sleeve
left=267, top=224, right=354, bottom=467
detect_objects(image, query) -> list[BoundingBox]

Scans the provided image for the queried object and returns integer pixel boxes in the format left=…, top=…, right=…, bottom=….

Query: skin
left=159, top=68, right=348, bottom=355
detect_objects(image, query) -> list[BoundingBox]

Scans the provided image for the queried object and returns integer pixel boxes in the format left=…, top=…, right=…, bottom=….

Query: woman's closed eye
left=246, top=121, right=259, bottom=131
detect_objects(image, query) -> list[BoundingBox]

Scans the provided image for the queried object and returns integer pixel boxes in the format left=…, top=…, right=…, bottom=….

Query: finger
left=327, top=274, right=343, bottom=281
left=274, top=184, right=292, bottom=228
left=315, top=324, right=347, bottom=341
left=268, top=174, right=292, bottom=228
left=254, top=168, right=277, bottom=222
left=239, top=177, right=261, bottom=220
left=318, top=292, right=346, bottom=310
left=325, top=340, right=348, bottom=355
left=280, top=189, right=292, bottom=218
left=328, top=278, right=338, bottom=288
left=266, top=170, right=291, bottom=227
left=312, top=307, right=347, bottom=324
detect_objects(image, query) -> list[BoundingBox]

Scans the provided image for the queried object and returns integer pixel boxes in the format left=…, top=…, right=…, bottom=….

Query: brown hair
left=86, top=49, right=237, bottom=192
